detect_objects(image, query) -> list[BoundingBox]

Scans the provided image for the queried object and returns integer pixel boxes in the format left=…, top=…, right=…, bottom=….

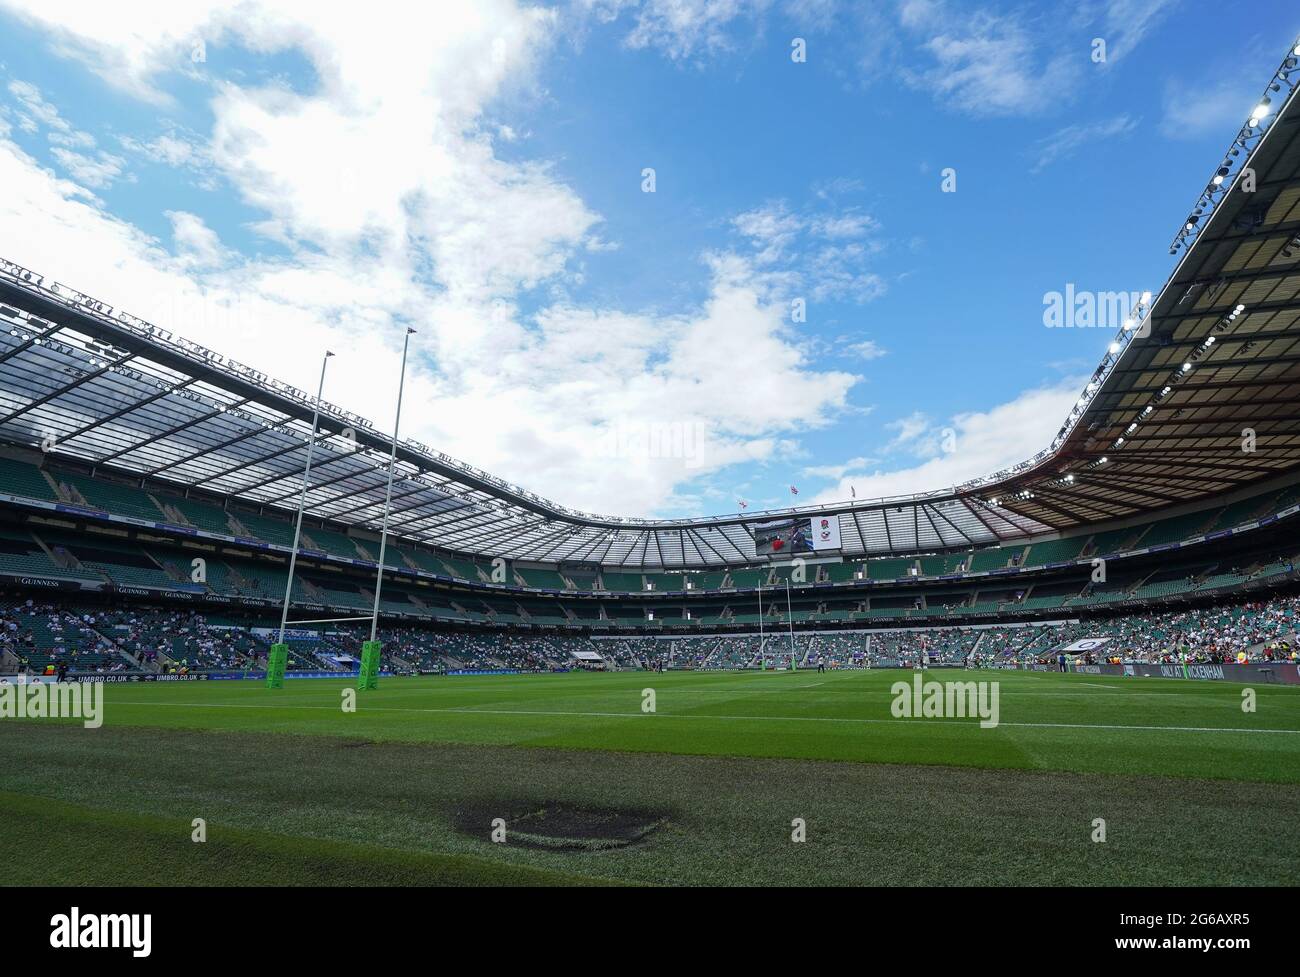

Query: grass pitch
left=4, top=668, right=1299, bottom=885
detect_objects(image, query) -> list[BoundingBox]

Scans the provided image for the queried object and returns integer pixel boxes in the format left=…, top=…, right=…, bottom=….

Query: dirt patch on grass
left=451, top=800, right=669, bottom=852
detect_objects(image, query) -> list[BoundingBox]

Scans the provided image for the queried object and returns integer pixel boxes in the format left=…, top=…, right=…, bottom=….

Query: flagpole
left=278, top=350, right=332, bottom=645
left=369, top=327, right=415, bottom=642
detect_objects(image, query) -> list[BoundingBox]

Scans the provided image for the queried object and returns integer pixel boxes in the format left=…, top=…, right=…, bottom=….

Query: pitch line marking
left=104, top=699, right=1300, bottom=735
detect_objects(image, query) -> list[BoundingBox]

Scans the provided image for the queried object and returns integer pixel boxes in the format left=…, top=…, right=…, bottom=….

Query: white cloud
left=885, top=410, right=935, bottom=456
left=898, top=2, right=1079, bottom=117
left=812, top=176, right=865, bottom=200
left=165, top=210, right=229, bottom=268
left=1030, top=114, right=1136, bottom=172
left=810, top=211, right=877, bottom=238
left=1, top=2, right=240, bottom=105
left=49, top=147, right=129, bottom=188
left=803, top=455, right=874, bottom=479
left=807, top=243, right=885, bottom=302
left=807, top=378, right=1086, bottom=504
left=847, top=338, right=886, bottom=360
left=8, top=78, right=97, bottom=150
left=581, top=0, right=771, bottom=61
left=731, top=200, right=887, bottom=304
left=1159, top=77, right=1256, bottom=140
left=47, top=128, right=96, bottom=150
left=5, top=80, right=130, bottom=188
left=732, top=202, right=803, bottom=263
left=0, top=0, right=864, bottom=519
left=1097, top=0, right=1179, bottom=64
left=119, top=130, right=209, bottom=171
left=7, top=79, right=71, bottom=133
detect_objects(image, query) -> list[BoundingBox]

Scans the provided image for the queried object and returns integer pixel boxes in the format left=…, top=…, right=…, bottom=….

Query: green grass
left=4, top=669, right=1300, bottom=885
left=0, top=790, right=610, bottom=886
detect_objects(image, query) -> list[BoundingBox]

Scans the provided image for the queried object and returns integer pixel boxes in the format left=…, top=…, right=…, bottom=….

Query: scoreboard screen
left=753, top=515, right=842, bottom=556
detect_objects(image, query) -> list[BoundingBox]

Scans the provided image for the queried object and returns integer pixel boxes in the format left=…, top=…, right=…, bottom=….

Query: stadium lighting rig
left=1215, top=304, right=1247, bottom=331
left=1169, top=36, right=1300, bottom=256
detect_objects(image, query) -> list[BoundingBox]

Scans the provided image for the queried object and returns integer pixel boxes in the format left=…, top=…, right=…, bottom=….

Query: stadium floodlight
left=362, top=326, right=417, bottom=691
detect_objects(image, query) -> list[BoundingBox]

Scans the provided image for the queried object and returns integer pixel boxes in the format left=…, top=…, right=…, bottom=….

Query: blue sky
left=0, top=0, right=1297, bottom=519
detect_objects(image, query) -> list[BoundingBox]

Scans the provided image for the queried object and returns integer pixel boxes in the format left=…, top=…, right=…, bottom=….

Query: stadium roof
left=1, top=40, right=1299, bottom=569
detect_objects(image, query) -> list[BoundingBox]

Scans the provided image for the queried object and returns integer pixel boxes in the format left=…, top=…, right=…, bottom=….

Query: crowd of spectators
left=1, top=601, right=130, bottom=673
left=3, top=594, right=1299, bottom=676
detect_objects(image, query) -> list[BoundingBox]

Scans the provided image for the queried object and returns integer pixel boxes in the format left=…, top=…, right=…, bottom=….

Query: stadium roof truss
left=2, top=39, right=1300, bottom=569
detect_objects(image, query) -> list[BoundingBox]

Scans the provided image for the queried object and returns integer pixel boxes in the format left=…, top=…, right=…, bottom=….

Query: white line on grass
left=105, top=699, right=1300, bottom=735
left=233, top=683, right=1289, bottom=702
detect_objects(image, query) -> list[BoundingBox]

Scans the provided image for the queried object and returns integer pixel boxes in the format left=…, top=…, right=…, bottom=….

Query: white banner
left=1061, top=637, right=1112, bottom=652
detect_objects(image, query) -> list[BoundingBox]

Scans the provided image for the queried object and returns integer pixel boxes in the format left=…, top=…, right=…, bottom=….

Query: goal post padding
left=266, top=643, right=288, bottom=689
left=358, top=640, right=381, bottom=690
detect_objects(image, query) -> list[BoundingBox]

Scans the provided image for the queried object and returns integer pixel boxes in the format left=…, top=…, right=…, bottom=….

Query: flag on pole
left=789, top=485, right=799, bottom=495
left=737, top=499, right=748, bottom=509
left=850, top=485, right=856, bottom=498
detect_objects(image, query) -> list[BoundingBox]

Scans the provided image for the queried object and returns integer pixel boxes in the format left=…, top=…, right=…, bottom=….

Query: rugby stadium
left=3, top=19, right=1300, bottom=903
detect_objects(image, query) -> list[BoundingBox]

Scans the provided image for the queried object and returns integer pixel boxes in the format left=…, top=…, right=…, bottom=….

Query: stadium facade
left=2, top=39, right=1300, bottom=673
